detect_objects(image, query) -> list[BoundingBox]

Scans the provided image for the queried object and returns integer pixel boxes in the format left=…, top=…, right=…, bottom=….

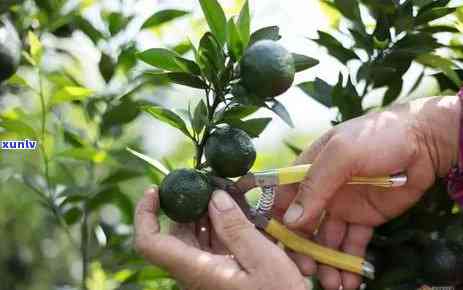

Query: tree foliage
left=0, top=0, right=463, bottom=289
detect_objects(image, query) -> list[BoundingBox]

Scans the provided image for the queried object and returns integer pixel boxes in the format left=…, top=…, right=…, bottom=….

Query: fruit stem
left=38, top=70, right=52, bottom=196
left=81, top=207, right=89, bottom=290
left=194, top=87, right=222, bottom=169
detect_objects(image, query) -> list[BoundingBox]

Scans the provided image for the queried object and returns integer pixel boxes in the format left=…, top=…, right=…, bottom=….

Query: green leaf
left=313, top=31, right=359, bottom=63
left=141, top=9, right=189, bottom=29
left=144, top=71, right=207, bottom=89
left=333, top=0, right=362, bottom=24
left=192, top=99, right=208, bottom=135
left=382, top=78, right=403, bottom=106
left=349, top=29, right=373, bottom=54
left=416, top=53, right=461, bottom=86
left=137, top=266, right=171, bottom=280
left=63, top=207, right=83, bottom=225
left=332, top=75, right=363, bottom=121
left=292, top=53, right=319, bottom=72
left=99, top=53, right=115, bottom=83
left=227, top=18, right=244, bottom=61
left=298, top=78, right=333, bottom=107
left=284, top=141, right=302, bottom=155
left=101, top=96, right=141, bottom=135
left=197, top=32, right=225, bottom=87
left=171, top=41, right=193, bottom=55
left=221, top=104, right=258, bottom=120
left=102, top=169, right=142, bottom=184
left=141, top=106, right=191, bottom=137
left=27, top=31, right=43, bottom=65
left=47, top=72, right=79, bottom=87
left=199, top=0, right=227, bottom=47
left=75, top=16, right=104, bottom=44
left=58, top=147, right=108, bottom=163
left=413, top=0, right=436, bottom=7
left=117, top=43, right=137, bottom=74
left=224, top=117, right=272, bottom=137
left=137, top=48, right=200, bottom=75
left=433, top=69, right=463, bottom=91
left=63, top=128, right=85, bottom=147
left=0, top=119, right=36, bottom=139
left=6, top=74, right=29, bottom=87
left=406, top=68, right=425, bottom=96
left=237, top=0, right=250, bottom=47
left=415, top=7, right=456, bottom=25
left=87, top=186, right=134, bottom=224
left=393, top=33, right=439, bottom=55
left=419, top=0, right=450, bottom=12
left=394, top=0, right=414, bottom=33
left=418, top=25, right=459, bottom=33
left=373, top=12, right=391, bottom=41
left=107, top=12, right=132, bottom=35
left=249, top=26, right=281, bottom=46
left=126, top=147, right=169, bottom=176
left=268, top=100, right=294, bottom=127
left=51, top=86, right=94, bottom=105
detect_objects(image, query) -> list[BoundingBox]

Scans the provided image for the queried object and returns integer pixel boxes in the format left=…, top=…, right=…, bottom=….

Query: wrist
left=412, top=95, right=461, bottom=177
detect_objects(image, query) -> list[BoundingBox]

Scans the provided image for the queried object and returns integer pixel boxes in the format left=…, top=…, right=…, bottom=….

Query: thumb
left=283, top=137, right=355, bottom=231
left=208, top=189, right=284, bottom=272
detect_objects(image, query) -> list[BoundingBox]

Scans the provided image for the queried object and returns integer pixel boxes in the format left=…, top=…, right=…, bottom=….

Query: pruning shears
left=211, top=164, right=408, bottom=280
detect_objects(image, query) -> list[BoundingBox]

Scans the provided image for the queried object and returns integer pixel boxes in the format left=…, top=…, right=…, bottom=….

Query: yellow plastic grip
left=265, top=219, right=367, bottom=277
left=277, top=164, right=312, bottom=184
left=277, top=164, right=393, bottom=187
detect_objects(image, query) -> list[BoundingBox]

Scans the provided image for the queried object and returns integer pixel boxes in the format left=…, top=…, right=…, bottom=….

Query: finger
left=208, top=189, right=289, bottom=272
left=341, top=224, right=373, bottom=290
left=286, top=249, right=317, bottom=276
left=283, top=135, right=356, bottom=231
left=315, top=217, right=346, bottom=290
left=210, top=227, right=229, bottom=255
left=196, top=216, right=211, bottom=251
left=275, top=130, right=334, bottom=218
left=134, top=188, right=226, bottom=282
left=169, top=222, right=200, bottom=248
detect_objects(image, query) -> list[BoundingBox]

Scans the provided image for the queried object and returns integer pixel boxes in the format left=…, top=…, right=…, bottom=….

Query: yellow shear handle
left=278, top=164, right=392, bottom=187
left=265, top=219, right=368, bottom=277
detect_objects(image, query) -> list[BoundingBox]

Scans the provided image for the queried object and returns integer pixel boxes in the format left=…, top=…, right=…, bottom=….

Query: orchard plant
left=297, top=0, right=463, bottom=289
left=130, top=0, right=318, bottom=223
left=0, top=0, right=209, bottom=289
left=1, top=0, right=463, bottom=290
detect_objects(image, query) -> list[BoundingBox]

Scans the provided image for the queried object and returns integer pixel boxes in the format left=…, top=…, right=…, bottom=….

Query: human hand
left=134, top=187, right=307, bottom=290
left=273, top=95, right=461, bottom=290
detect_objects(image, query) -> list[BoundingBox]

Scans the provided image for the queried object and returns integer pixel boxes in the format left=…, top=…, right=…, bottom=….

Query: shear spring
left=256, top=186, right=275, bottom=218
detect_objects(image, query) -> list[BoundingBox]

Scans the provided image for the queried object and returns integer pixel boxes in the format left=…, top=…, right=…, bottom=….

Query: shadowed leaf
left=292, top=53, right=319, bottom=72
left=142, top=9, right=189, bottom=29
left=199, top=0, right=227, bottom=46
left=126, top=148, right=169, bottom=176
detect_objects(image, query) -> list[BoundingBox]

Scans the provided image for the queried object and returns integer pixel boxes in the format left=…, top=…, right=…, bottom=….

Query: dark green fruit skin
left=159, top=169, right=213, bottom=223
left=0, top=18, right=21, bottom=82
left=422, top=239, right=463, bottom=286
left=240, top=40, right=295, bottom=99
left=205, top=127, right=256, bottom=178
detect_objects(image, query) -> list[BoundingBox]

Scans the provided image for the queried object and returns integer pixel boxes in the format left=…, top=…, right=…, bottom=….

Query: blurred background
left=1, top=0, right=462, bottom=289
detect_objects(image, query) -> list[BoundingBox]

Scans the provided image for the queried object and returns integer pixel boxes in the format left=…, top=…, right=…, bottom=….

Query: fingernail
left=283, top=203, right=303, bottom=224
left=144, top=187, right=157, bottom=195
left=212, top=190, right=235, bottom=212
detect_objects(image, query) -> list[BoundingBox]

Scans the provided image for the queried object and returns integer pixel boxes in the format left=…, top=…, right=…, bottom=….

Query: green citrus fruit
left=240, top=40, right=295, bottom=99
left=422, top=239, right=463, bottom=286
left=0, top=18, right=21, bottom=83
left=205, top=127, right=256, bottom=178
left=159, top=168, right=214, bottom=223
